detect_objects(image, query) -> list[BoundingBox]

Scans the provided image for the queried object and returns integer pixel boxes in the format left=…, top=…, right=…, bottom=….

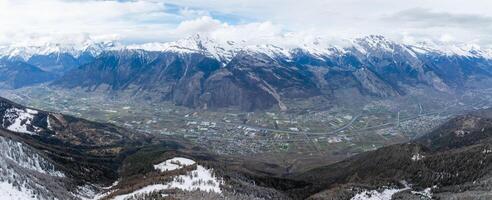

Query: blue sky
left=0, top=0, right=491, bottom=46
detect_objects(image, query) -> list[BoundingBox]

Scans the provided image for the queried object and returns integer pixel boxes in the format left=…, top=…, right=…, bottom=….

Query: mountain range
left=1, top=35, right=492, bottom=110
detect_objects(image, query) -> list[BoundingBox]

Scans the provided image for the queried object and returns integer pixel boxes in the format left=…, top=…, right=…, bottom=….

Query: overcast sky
left=0, top=0, right=491, bottom=46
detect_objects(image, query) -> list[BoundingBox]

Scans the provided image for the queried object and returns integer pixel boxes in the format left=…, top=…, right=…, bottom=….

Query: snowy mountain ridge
left=125, top=34, right=492, bottom=62
left=2, top=34, right=491, bottom=63
left=0, top=40, right=120, bottom=61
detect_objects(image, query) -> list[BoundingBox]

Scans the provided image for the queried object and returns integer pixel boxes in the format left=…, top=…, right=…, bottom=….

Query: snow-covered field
left=112, top=157, right=223, bottom=200
left=351, top=183, right=411, bottom=200
left=0, top=181, right=38, bottom=200
left=153, top=157, right=196, bottom=172
left=351, top=188, right=405, bottom=200
left=351, top=185, right=433, bottom=200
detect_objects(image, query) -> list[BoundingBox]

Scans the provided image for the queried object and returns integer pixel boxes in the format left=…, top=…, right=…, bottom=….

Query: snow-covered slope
left=0, top=135, right=73, bottom=199
left=153, top=157, right=196, bottom=172
left=0, top=100, right=49, bottom=135
left=409, top=42, right=492, bottom=59
left=0, top=40, right=119, bottom=61
left=103, top=157, right=223, bottom=200
left=126, top=34, right=492, bottom=63
left=2, top=108, right=41, bottom=135
left=127, top=34, right=239, bottom=63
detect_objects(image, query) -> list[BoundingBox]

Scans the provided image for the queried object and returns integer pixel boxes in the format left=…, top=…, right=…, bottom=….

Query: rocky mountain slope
left=2, top=35, right=492, bottom=111
left=0, top=59, right=55, bottom=89
left=0, top=96, right=152, bottom=199
left=51, top=35, right=492, bottom=111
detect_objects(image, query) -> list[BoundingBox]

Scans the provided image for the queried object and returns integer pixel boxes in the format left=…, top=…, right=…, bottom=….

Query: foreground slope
left=291, top=108, right=492, bottom=200
left=0, top=96, right=152, bottom=199
left=0, top=97, right=308, bottom=199
left=5, top=96, right=492, bottom=199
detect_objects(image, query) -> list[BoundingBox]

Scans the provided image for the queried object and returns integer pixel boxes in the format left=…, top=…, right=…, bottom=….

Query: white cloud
left=439, top=34, right=456, bottom=43
left=175, top=16, right=223, bottom=35
left=0, top=0, right=491, bottom=47
left=165, top=0, right=492, bottom=46
left=0, top=0, right=175, bottom=44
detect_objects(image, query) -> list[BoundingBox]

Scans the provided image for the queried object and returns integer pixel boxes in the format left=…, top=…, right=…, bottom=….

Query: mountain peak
left=126, top=34, right=239, bottom=63
left=353, top=35, right=397, bottom=52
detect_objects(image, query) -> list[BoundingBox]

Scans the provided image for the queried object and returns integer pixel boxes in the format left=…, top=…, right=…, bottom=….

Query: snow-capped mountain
left=2, top=35, right=492, bottom=110
left=49, top=35, right=492, bottom=110
left=0, top=39, right=120, bottom=88
left=126, top=34, right=492, bottom=63
left=127, top=34, right=239, bottom=63
left=0, top=39, right=119, bottom=61
left=2, top=34, right=491, bottom=64
left=409, top=41, right=492, bottom=59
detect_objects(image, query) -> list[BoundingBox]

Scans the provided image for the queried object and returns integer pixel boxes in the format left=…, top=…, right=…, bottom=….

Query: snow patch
left=165, top=165, right=222, bottom=193
left=113, top=184, right=168, bottom=200
left=153, top=157, right=196, bottom=172
left=411, top=153, right=425, bottom=161
left=411, top=187, right=433, bottom=199
left=0, top=181, right=38, bottom=200
left=46, top=115, right=53, bottom=131
left=351, top=187, right=408, bottom=200
left=2, top=108, right=41, bottom=135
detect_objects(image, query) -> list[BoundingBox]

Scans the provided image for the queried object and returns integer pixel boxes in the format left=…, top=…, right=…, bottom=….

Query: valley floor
left=2, top=85, right=492, bottom=172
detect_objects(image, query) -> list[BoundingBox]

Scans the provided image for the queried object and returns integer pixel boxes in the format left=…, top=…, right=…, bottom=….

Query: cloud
left=170, top=16, right=284, bottom=46
left=163, top=0, right=492, bottom=46
left=0, top=0, right=176, bottom=44
left=0, top=0, right=491, bottom=47
left=175, top=16, right=223, bottom=35
left=381, top=8, right=492, bottom=45
left=386, top=8, right=492, bottom=29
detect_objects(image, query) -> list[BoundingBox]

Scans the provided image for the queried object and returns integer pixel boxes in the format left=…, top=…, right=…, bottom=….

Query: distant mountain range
left=2, top=35, right=492, bottom=110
